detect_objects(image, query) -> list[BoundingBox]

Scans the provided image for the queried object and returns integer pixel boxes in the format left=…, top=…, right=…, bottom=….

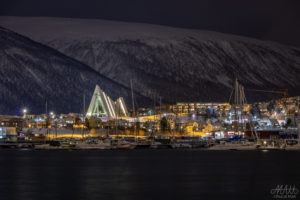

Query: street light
left=23, top=109, right=27, bottom=118
left=22, top=109, right=27, bottom=126
left=50, top=112, right=55, bottom=119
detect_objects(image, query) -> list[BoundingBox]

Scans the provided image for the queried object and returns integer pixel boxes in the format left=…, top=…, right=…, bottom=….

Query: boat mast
left=232, top=78, right=246, bottom=132
left=130, top=79, right=137, bottom=141
left=130, top=79, right=135, bottom=117
left=159, top=96, right=162, bottom=115
left=115, top=103, right=118, bottom=136
left=153, top=91, right=156, bottom=137
left=159, top=96, right=162, bottom=137
left=45, top=99, right=48, bottom=143
left=83, top=91, right=86, bottom=116
left=82, top=91, right=86, bottom=137
left=45, top=99, right=48, bottom=116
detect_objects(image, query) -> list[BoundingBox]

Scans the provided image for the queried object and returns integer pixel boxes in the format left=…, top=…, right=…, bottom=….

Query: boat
left=171, top=142, right=192, bottom=149
left=208, top=142, right=257, bottom=150
left=76, top=140, right=111, bottom=150
left=111, top=139, right=136, bottom=150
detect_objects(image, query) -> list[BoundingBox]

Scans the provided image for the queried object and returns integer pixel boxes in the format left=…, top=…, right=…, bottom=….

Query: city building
left=172, top=102, right=230, bottom=115
left=0, top=126, right=17, bottom=140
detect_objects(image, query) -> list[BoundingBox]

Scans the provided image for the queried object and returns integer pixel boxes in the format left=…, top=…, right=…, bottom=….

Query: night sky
left=0, top=0, right=300, bottom=47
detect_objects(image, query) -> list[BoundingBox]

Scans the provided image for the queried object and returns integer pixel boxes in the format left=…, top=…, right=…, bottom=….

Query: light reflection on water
left=0, top=150, right=299, bottom=200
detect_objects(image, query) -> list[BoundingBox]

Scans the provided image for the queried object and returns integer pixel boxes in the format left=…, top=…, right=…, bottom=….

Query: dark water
left=0, top=150, right=299, bottom=200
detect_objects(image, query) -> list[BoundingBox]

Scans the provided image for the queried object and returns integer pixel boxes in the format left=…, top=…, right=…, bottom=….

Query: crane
left=247, top=89, right=288, bottom=104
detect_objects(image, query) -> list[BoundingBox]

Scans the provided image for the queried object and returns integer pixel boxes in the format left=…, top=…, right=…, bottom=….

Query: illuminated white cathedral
left=86, top=85, right=128, bottom=118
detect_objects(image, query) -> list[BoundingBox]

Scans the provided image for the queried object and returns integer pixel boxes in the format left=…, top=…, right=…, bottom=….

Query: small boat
left=76, top=141, right=111, bottom=150
left=111, top=139, right=136, bottom=150
left=172, top=143, right=192, bottom=149
left=208, top=143, right=257, bottom=150
left=60, top=142, right=76, bottom=149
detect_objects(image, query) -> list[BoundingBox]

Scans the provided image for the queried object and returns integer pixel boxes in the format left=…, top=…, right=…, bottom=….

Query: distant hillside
left=1, top=16, right=300, bottom=106
left=0, top=26, right=148, bottom=114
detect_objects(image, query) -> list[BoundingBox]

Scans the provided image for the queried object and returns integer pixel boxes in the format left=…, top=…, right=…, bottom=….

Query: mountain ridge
left=0, top=26, right=149, bottom=114
left=0, top=17, right=300, bottom=108
left=0, top=16, right=299, bottom=49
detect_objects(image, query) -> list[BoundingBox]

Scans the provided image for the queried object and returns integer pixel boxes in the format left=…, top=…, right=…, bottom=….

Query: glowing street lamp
left=22, top=108, right=27, bottom=119
left=50, top=112, right=55, bottom=118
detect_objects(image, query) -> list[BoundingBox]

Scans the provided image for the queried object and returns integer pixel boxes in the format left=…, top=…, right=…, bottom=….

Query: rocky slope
left=0, top=26, right=148, bottom=114
left=1, top=16, right=300, bottom=106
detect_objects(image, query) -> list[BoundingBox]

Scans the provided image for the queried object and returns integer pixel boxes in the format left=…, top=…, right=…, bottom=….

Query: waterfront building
left=0, top=115, right=24, bottom=131
left=0, top=126, right=17, bottom=140
left=172, top=102, right=230, bottom=115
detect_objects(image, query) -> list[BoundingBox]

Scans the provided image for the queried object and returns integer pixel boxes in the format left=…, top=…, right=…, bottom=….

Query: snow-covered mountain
left=0, top=26, right=149, bottom=114
left=1, top=16, right=300, bottom=106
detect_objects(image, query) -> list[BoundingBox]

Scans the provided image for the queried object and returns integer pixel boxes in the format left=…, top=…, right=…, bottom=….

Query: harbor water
left=0, top=149, right=299, bottom=200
